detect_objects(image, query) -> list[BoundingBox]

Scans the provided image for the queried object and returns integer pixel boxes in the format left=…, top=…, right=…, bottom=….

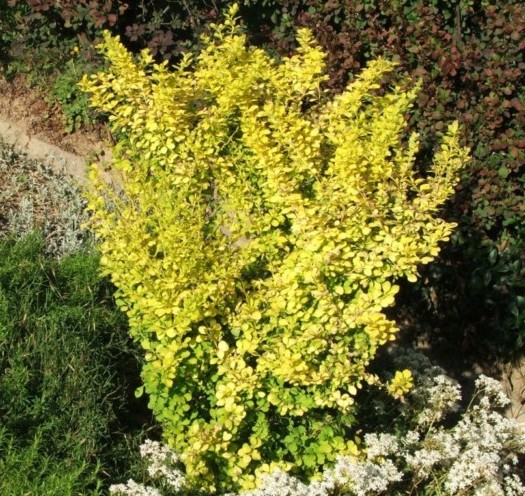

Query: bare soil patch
left=0, top=75, right=107, bottom=155
left=0, top=75, right=112, bottom=186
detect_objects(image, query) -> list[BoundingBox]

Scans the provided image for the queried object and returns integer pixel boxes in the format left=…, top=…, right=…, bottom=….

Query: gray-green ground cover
left=0, top=137, right=90, bottom=257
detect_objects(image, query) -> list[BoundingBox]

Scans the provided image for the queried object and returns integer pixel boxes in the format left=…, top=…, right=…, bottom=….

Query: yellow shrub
left=80, top=5, right=468, bottom=492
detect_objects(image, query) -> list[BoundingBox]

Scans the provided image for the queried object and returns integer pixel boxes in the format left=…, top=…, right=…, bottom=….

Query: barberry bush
left=80, top=5, right=468, bottom=491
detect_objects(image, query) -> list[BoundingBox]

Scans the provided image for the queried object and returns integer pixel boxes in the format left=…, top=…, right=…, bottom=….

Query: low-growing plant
left=80, top=5, right=468, bottom=491
left=0, top=138, right=92, bottom=257
left=50, top=48, right=102, bottom=133
left=0, top=232, right=153, bottom=491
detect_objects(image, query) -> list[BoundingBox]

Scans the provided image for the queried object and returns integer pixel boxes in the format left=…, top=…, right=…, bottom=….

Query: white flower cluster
left=440, top=383, right=525, bottom=495
left=110, top=440, right=185, bottom=496
left=330, top=457, right=403, bottom=496
left=362, top=433, right=399, bottom=459
left=412, top=369, right=462, bottom=426
left=108, top=364, right=525, bottom=496
left=356, top=368, right=524, bottom=496
left=110, top=479, right=163, bottom=496
left=474, top=374, right=512, bottom=408
left=139, top=440, right=185, bottom=490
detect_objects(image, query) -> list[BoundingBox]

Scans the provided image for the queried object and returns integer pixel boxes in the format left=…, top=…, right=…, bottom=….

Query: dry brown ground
left=0, top=75, right=113, bottom=187
left=0, top=74, right=106, bottom=155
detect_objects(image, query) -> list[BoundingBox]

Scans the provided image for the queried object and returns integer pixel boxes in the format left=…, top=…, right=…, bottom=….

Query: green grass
left=0, top=427, right=102, bottom=495
left=0, top=232, right=155, bottom=494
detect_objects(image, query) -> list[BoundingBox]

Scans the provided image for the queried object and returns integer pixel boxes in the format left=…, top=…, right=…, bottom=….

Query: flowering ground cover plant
left=79, top=4, right=469, bottom=491
left=110, top=356, right=525, bottom=495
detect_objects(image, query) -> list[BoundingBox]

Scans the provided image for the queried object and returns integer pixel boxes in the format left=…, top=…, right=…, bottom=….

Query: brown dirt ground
left=0, top=74, right=108, bottom=156
left=0, top=75, right=116, bottom=187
